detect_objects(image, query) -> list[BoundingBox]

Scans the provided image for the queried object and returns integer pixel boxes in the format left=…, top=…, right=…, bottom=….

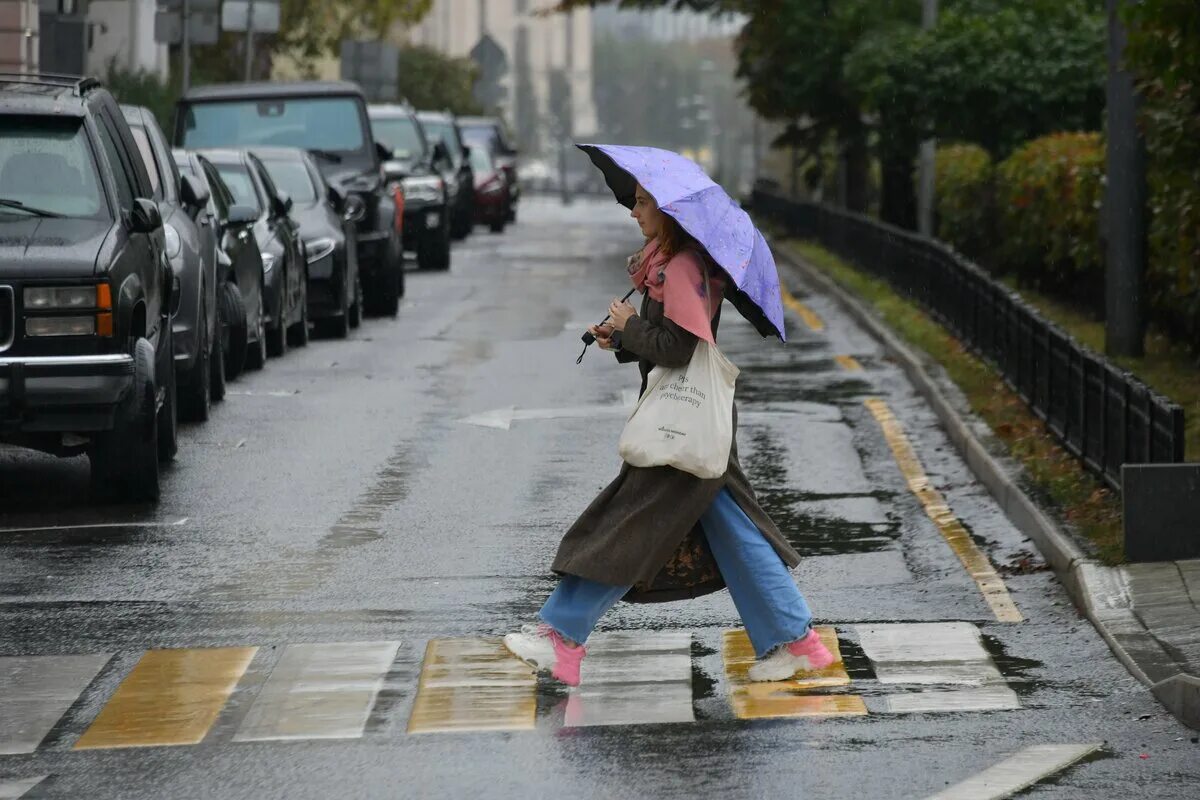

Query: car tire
left=288, top=278, right=309, bottom=347
left=418, top=224, right=452, bottom=272
left=348, top=272, right=362, bottom=329
left=266, top=277, right=289, bottom=358
left=489, top=217, right=506, bottom=234
left=220, top=281, right=248, bottom=380
left=157, top=330, right=178, bottom=463
left=321, top=277, right=351, bottom=339
left=210, top=316, right=227, bottom=403
left=246, top=282, right=268, bottom=371
left=180, top=296, right=212, bottom=423
left=90, top=338, right=160, bottom=503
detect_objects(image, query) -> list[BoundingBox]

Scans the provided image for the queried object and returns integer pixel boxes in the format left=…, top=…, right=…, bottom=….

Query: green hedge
left=995, top=132, right=1105, bottom=293
left=934, top=143, right=995, bottom=263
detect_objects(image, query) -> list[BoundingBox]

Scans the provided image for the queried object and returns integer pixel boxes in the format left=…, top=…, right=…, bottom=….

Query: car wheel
left=219, top=281, right=247, bottom=380
left=348, top=272, right=362, bottom=329
left=157, top=328, right=178, bottom=463
left=288, top=277, right=310, bottom=347
left=266, top=273, right=289, bottom=358
left=180, top=296, right=212, bottom=423
left=321, top=277, right=351, bottom=339
left=246, top=282, right=268, bottom=371
left=90, top=338, right=159, bottom=503
left=489, top=217, right=506, bottom=234
left=418, top=226, right=451, bottom=272
left=210, top=315, right=227, bottom=403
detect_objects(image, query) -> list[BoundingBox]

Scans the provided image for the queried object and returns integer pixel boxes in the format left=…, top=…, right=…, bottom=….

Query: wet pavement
left=2, top=196, right=1198, bottom=799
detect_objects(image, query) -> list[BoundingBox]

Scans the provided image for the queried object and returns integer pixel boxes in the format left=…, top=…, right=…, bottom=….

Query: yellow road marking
left=722, top=628, right=866, bottom=719
left=407, top=638, right=536, bottom=734
left=74, top=647, right=256, bottom=749
left=780, top=283, right=825, bottom=332
left=834, top=355, right=864, bottom=372
left=865, top=399, right=1024, bottom=623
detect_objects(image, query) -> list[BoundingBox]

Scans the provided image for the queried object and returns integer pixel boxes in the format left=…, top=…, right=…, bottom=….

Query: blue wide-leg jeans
left=539, top=487, right=814, bottom=658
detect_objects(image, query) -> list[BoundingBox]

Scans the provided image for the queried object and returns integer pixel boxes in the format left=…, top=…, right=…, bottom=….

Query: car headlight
left=24, top=285, right=97, bottom=310
left=163, top=223, right=182, bottom=260
left=304, top=237, right=336, bottom=264
left=402, top=175, right=444, bottom=204
left=261, top=252, right=276, bottom=273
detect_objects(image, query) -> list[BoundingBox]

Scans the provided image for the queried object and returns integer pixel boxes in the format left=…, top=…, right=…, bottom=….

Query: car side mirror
left=274, top=191, right=293, bottom=215
left=130, top=198, right=163, bottom=233
left=226, top=204, right=257, bottom=226
left=461, top=145, right=472, bottom=160
left=375, top=141, right=392, bottom=163
left=327, top=183, right=346, bottom=209
left=343, top=194, right=366, bottom=224
left=179, top=174, right=210, bottom=211
left=431, top=141, right=450, bottom=165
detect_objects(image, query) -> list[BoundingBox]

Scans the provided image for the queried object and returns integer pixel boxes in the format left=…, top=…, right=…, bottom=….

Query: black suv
left=0, top=74, right=176, bottom=502
left=174, top=81, right=405, bottom=316
left=369, top=104, right=452, bottom=272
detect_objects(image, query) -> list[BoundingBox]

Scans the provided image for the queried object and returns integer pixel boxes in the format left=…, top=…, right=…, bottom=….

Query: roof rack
left=0, top=72, right=101, bottom=95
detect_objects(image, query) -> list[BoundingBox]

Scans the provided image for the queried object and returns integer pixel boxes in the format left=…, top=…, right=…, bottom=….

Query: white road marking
left=881, top=686, right=1020, bottom=714
left=0, top=517, right=188, bottom=535
left=0, top=776, right=48, bottom=799
left=566, top=631, right=694, bottom=727
left=233, top=642, right=400, bottom=742
left=459, top=402, right=633, bottom=430
left=0, top=654, right=111, bottom=754
left=923, top=743, right=1103, bottom=800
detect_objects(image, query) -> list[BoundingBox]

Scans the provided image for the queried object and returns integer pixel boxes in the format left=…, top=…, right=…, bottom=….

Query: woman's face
left=632, top=184, right=664, bottom=241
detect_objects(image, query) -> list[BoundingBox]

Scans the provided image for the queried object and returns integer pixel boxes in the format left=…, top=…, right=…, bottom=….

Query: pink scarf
left=628, top=239, right=723, bottom=344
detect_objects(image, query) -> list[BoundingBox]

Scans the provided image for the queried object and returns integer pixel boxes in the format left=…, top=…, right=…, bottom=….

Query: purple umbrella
left=578, top=143, right=786, bottom=342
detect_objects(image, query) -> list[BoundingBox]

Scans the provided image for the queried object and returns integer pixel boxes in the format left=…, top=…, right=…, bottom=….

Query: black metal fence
left=753, top=188, right=1187, bottom=491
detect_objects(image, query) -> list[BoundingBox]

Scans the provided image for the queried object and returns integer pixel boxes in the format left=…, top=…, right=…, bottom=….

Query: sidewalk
left=771, top=237, right=1200, bottom=731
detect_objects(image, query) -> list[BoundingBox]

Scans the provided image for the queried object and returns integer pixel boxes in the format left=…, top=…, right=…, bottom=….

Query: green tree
left=395, top=45, right=483, bottom=115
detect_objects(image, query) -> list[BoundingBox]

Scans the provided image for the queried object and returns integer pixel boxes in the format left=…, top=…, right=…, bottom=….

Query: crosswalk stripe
left=722, top=628, right=866, bottom=719
left=0, top=776, right=48, bottom=799
left=1, top=654, right=111, bottom=755
left=233, top=641, right=400, bottom=742
left=924, top=743, right=1103, bottom=800
left=565, top=631, right=694, bottom=727
left=407, top=638, right=536, bottom=734
left=856, top=623, right=1020, bottom=713
left=74, top=647, right=257, bottom=749
left=865, top=399, right=1024, bottom=623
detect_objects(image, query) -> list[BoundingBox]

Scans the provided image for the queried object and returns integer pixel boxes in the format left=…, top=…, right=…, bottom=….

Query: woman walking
left=503, top=161, right=832, bottom=687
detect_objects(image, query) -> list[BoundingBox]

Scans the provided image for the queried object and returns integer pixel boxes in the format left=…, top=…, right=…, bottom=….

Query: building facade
left=405, top=0, right=597, bottom=155
left=85, top=0, right=167, bottom=79
left=0, top=0, right=39, bottom=73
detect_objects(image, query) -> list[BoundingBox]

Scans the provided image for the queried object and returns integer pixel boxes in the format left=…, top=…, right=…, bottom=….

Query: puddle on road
left=981, top=634, right=1046, bottom=699
left=737, top=377, right=874, bottom=406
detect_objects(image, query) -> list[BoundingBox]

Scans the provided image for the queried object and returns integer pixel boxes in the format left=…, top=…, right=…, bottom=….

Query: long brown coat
left=551, top=291, right=801, bottom=603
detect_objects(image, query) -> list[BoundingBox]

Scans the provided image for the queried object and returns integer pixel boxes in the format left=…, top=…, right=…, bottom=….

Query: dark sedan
left=254, top=147, right=360, bottom=338
left=199, top=149, right=307, bottom=363
left=173, top=149, right=268, bottom=379
left=123, top=105, right=219, bottom=423
left=458, top=115, right=519, bottom=223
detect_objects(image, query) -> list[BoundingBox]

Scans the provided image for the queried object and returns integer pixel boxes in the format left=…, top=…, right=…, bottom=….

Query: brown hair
left=655, top=213, right=698, bottom=260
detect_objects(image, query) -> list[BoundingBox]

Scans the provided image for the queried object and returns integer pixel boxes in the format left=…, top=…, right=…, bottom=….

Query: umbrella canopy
left=578, top=143, right=786, bottom=342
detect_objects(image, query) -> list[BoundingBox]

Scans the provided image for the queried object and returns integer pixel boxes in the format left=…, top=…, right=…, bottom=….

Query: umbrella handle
left=577, top=287, right=637, bottom=363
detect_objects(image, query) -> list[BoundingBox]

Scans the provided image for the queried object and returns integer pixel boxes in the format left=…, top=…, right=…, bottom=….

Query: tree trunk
left=880, top=140, right=918, bottom=231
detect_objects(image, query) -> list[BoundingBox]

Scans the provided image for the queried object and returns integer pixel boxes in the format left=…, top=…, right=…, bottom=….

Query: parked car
left=198, top=149, right=307, bottom=362
left=458, top=115, right=519, bottom=222
left=254, top=147, right=361, bottom=337
left=415, top=110, right=474, bottom=241
left=469, top=146, right=509, bottom=234
left=174, top=82, right=404, bottom=316
left=0, top=74, right=175, bottom=501
left=173, top=149, right=267, bottom=379
left=123, top=105, right=220, bottom=423
left=368, top=104, right=452, bottom=272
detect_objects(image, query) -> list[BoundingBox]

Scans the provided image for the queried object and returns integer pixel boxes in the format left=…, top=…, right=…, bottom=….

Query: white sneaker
left=747, top=629, right=835, bottom=682
left=503, top=623, right=586, bottom=686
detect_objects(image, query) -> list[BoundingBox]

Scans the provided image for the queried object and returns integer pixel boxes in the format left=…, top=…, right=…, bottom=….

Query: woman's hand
left=609, top=299, right=637, bottom=332
left=589, top=324, right=616, bottom=350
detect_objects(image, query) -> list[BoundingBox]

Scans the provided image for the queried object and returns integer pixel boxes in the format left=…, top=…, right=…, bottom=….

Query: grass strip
left=779, top=239, right=1125, bottom=565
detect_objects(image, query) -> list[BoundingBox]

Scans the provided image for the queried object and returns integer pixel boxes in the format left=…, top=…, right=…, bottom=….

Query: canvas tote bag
left=618, top=274, right=739, bottom=479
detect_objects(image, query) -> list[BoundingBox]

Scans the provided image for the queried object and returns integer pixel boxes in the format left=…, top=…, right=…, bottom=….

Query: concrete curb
left=768, top=238, right=1198, bottom=731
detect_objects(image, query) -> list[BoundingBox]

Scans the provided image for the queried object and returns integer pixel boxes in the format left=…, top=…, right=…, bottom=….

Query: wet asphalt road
left=1, top=196, right=1198, bottom=799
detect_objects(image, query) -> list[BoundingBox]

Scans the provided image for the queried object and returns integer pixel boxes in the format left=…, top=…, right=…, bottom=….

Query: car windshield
left=181, top=97, right=368, bottom=154
left=214, top=163, right=261, bottom=214
left=371, top=116, right=425, bottom=161
left=420, top=120, right=462, bottom=161
left=468, top=145, right=493, bottom=174
left=260, top=158, right=318, bottom=205
left=0, top=116, right=106, bottom=218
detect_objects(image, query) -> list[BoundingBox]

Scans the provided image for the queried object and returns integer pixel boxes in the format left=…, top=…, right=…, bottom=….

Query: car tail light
left=392, top=185, right=405, bottom=234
